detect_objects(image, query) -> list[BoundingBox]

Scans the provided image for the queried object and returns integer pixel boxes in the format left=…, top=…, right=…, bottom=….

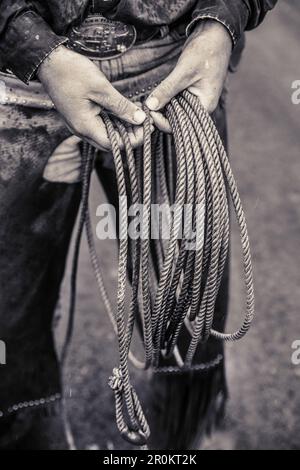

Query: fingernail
left=146, top=96, right=159, bottom=111
left=134, top=109, right=146, bottom=124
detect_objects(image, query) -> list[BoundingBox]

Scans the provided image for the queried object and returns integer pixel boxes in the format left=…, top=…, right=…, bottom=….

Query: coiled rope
left=63, top=91, right=255, bottom=447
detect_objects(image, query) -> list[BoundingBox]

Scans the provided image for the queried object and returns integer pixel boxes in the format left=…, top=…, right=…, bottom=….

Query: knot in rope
left=108, top=368, right=124, bottom=392
left=64, top=91, right=255, bottom=447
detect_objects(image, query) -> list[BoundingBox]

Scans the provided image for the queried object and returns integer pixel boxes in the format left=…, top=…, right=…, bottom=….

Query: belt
left=67, top=11, right=185, bottom=61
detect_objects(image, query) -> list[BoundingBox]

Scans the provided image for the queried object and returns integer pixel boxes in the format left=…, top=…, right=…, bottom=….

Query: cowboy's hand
left=146, top=20, right=232, bottom=132
left=38, top=45, right=147, bottom=151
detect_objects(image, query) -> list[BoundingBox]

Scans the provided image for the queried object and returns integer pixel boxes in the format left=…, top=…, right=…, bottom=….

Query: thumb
left=93, top=79, right=146, bottom=126
left=146, top=69, right=185, bottom=111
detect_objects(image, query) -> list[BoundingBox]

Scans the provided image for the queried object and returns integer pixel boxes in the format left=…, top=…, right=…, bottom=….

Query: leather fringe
left=148, top=361, right=227, bottom=450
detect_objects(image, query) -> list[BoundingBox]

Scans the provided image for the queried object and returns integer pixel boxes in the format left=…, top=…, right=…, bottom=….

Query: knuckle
left=184, top=67, right=196, bottom=83
left=206, top=94, right=219, bottom=113
left=114, top=96, right=130, bottom=117
left=207, top=100, right=218, bottom=114
left=94, top=76, right=108, bottom=93
left=72, top=120, right=88, bottom=136
left=159, top=79, right=174, bottom=97
left=71, top=121, right=83, bottom=135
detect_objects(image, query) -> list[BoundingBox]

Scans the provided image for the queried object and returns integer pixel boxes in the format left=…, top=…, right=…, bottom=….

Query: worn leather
left=0, top=1, right=277, bottom=442
left=0, top=29, right=183, bottom=423
left=0, top=1, right=278, bottom=83
left=0, top=30, right=227, bottom=428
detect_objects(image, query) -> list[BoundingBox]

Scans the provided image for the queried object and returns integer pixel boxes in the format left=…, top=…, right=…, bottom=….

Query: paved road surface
left=59, top=1, right=300, bottom=450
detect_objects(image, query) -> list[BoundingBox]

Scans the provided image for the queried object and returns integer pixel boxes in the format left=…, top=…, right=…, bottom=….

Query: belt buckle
left=68, top=14, right=137, bottom=60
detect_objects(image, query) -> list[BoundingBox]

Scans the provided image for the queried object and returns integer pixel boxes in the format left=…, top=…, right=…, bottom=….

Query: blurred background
left=58, top=0, right=300, bottom=450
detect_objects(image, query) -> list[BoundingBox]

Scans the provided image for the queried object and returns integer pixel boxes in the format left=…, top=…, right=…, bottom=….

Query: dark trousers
left=0, top=32, right=229, bottom=445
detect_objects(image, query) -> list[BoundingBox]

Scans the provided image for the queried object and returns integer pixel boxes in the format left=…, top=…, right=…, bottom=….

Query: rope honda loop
left=108, top=368, right=149, bottom=446
left=65, top=91, right=255, bottom=447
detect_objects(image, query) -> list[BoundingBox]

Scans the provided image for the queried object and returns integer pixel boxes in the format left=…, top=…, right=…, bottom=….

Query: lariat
left=63, top=91, right=255, bottom=447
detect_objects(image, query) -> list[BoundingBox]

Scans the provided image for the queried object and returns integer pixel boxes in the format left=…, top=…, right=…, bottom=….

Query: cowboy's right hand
left=38, top=45, right=146, bottom=152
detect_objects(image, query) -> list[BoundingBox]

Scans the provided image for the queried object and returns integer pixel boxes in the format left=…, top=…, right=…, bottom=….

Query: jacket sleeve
left=187, top=0, right=278, bottom=45
left=0, top=1, right=67, bottom=83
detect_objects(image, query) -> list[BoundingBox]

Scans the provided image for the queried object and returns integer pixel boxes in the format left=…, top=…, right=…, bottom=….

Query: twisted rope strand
left=64, top=92, right=255, bottom=446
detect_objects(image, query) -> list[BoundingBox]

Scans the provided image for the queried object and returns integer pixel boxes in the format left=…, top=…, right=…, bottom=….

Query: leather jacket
left=0, top=1, right=277, bottom=83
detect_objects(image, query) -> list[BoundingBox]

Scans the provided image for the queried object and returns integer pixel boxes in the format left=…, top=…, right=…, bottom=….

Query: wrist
left=37, top=44, right=69, bottom=82
left=189, top=19, right=233, bottom=50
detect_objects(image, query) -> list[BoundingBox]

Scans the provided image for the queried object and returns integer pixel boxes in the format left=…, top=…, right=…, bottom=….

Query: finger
left=81, top=115, right=115, bottom=152
left=188, top=81, right=221, bottom=114
left=92, top=80, right=146, bottom=125
left=128, top=126, right=144, bottom=149
left=145, top=68, right=186, bottom=111
left=128, top=123, right=155, bottom=148
left=150, top=111, right=172, bottom=134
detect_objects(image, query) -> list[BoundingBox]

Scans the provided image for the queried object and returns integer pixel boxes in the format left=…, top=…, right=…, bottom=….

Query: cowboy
left=0, top=0, right=277, bottom=449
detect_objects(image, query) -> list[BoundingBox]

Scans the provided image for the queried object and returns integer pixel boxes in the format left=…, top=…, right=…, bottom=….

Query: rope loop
left=64, top=91, right=255, bottom=447
left=110, top=368, right=150, bottom=446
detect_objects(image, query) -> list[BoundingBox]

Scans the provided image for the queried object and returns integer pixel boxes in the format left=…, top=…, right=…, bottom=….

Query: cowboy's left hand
left=146, top=20, right=232, bottom=132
